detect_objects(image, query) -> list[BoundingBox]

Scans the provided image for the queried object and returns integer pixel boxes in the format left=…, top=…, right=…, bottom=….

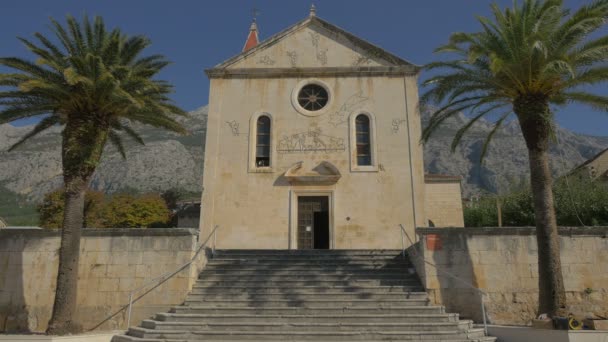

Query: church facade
left=200, top=11, right=463, bottom=249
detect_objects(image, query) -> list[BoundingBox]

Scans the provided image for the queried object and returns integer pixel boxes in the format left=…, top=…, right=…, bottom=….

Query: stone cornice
left=416, top=226, right=608, bottom=237
left=0, top=227, right=199, bottom=238
left=205, top=66, right=420, bottom=79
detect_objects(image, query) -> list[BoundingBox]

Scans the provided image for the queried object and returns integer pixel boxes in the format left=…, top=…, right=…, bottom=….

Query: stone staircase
left=112, top=250, right=496, bottom=341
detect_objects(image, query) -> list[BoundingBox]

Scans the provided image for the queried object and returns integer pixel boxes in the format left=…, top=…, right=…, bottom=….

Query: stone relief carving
left=317, top=49, right=328, bottom=66
left=226, top=120, right=243, bottom=136
left=352, top=55, right=372, bottom=66
left=309, top=32, right=328, bottom=66
left=286, top=51, right=298, bottom=67
left=309, top=32, right=320, bottom=48
left=328, top=91, right=369, bottom=127
left=277, top=128, right=345, bottom=153
left=392, top=119, right=406, bottom=134
left=257, top=55, right=276, bottom=65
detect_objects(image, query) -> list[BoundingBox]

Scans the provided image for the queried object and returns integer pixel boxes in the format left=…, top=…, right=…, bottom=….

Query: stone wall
left=0, top=228, right=207, bottom=333
left=424, top=178, right=464, bottom=227
left=412, top=227, right=608, bottom=325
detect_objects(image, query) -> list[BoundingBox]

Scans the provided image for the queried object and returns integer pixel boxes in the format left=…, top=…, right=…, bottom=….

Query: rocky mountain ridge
left=0, top=105, right=606, bottom=206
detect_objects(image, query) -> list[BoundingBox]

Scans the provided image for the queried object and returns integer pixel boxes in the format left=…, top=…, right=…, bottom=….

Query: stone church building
left=200, top=9, right=463, bottom=249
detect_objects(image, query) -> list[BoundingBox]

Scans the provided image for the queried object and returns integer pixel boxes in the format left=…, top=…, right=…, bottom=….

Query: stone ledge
left=0, top=228, right=199, bottom=238
left=206, top=66, right=418, bottom=78
left=0, top=331, right=120, bottom=341
left=416, top=226, right=608, bottom=237
left=486, top=325, right=608, bottom=342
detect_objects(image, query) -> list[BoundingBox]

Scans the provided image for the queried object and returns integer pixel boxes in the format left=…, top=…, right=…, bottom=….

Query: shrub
left=38, top=189, right=105, bottom=228
left=38, top=190, right=171, bottom=228
left=101, top=193, right=170, bottom=228
left=464, top=177, right=608, bottom=227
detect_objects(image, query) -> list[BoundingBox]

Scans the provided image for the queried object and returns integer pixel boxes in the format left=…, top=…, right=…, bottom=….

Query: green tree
left=38, top=189, right=105, bottom=229
left=465, top=177, right=608, bottom=226
left=102, top=193, right=170, bottom=228
left=422, top=0, right=608, bottom=318
left=0, top=15, right=186, bottom=333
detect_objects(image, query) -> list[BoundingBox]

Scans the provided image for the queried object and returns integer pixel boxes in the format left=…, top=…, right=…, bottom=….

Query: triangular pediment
left=211, top=16, right=417, bottom=71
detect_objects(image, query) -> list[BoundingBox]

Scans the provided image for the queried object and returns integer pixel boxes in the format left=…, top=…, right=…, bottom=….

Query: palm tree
left=421, top=0, right=608, bottom=318
left=0, top=15, right=187, bottom=334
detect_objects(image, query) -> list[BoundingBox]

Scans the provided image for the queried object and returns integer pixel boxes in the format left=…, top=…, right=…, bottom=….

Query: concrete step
left=208, top=258, right=409, bottom=264
left=111, top=248, right=494, bottom=342
left=203, top=264, right=413, bottom=272
left=214, top=249, right=404, bottom=255
left=171, top=305, right=446, bottom=315
left=186, top=292, right=429, bottom=301
left=209, top=258, right=410, bottom=262
left=208, top=257, right=412, bottom=263
left=197, top=273, right=417, bottom=281
left=205, top=262, right=414, bottom=269
left=213, top=250, right=409, bottom=259
left=113, top=335, right=497, bottom=342
left=140, top=319, right=474, bottom=332
left=182, top=298, right=431, bottom=307
left=195, top=279, right=421, bottom=287
left=126, top=327, right=488, bottom=340
left=205, top=259, right=414, bottom=270
left=201, top=268, right=416, bottom=275
left=189, top=285, right=425, bottom=294
left=154, top=312, right=460, bottom=323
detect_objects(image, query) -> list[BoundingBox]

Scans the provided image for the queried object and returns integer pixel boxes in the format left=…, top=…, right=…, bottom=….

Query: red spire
left=243, top=20, right=259, bottom=52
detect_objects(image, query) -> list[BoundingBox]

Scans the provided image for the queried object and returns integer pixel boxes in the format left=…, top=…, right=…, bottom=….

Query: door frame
left=289, top=190, right=334, bottom=250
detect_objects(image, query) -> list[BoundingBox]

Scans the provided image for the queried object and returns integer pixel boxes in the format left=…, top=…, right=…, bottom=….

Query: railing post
left=126, top=292, right=133, bottom=329
left=399, top=226, right=405, bottom=259
left=212, top=225, right=217, bottom=257
left=481, top=293, right=488, bottom=336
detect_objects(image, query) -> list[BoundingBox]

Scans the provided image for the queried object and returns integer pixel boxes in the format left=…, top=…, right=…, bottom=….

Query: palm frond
left=450, top=103, right=510, bottom=152
left=1, top=14, right=186, bottom=152
left=108, top=130, right=126, bottom=159
left=0, top=104, right=55, bottom=124
left=479, top=111, right=512, bottom=162
left=562, top=91, right=608, bottom=110
left=111, top=121, right=145, bottom=145
left=8, top=115, right=60, bottom=151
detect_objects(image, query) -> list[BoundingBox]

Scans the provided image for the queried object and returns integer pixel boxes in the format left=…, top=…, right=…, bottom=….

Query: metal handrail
left=125, top=225, right=220, bottom=329
left=398, top=224, right=488, bottom=336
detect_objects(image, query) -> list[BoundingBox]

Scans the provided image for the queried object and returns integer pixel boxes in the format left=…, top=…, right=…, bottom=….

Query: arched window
left=355, top=114, right=371, bottom=166
left=256, top=115, right=271, bottom=167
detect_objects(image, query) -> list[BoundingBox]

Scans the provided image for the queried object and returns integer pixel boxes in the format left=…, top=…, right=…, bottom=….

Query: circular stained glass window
left=297, top=84, right=329, bottom=111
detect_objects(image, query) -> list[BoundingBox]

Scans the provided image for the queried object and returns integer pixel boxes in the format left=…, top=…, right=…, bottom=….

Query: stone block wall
left=424, top=179, right=464, bottom=227
left=0, top=228, right=206, bottom=333
left=413, top=227, right=608, bottom=325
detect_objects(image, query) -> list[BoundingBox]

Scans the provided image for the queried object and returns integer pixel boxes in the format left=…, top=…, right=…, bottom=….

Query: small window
left=256, top=116, right=271, bottom=167
left=355, top=114, right=371, bottom=166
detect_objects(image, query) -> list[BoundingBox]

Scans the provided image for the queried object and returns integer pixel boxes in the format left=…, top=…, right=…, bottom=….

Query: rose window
left=297, top=84, right=329, bottom=111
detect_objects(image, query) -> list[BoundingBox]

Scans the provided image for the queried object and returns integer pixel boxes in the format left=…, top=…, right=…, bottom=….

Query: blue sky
left=0, top=0, right=606, bottom=136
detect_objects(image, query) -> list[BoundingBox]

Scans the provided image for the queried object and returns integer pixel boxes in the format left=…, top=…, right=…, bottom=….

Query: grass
left=0, top=184, right=38, bottom=226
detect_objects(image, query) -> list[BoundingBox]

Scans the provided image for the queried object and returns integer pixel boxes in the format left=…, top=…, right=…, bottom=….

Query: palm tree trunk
left=527, top=147, right=567, bottom=317
left=46, top=176, right=87, bottom=335
left=515, top=95, right=567, bottom=318
left=47, top=120, right=108, bottom=334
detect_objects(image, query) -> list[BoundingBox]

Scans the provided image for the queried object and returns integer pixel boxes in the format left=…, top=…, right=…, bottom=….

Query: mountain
left=0, top=106, right=207, bottom=204
left=0, top=104, right=606, bottom=217
left=422, top=110, right=608, bottom=196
